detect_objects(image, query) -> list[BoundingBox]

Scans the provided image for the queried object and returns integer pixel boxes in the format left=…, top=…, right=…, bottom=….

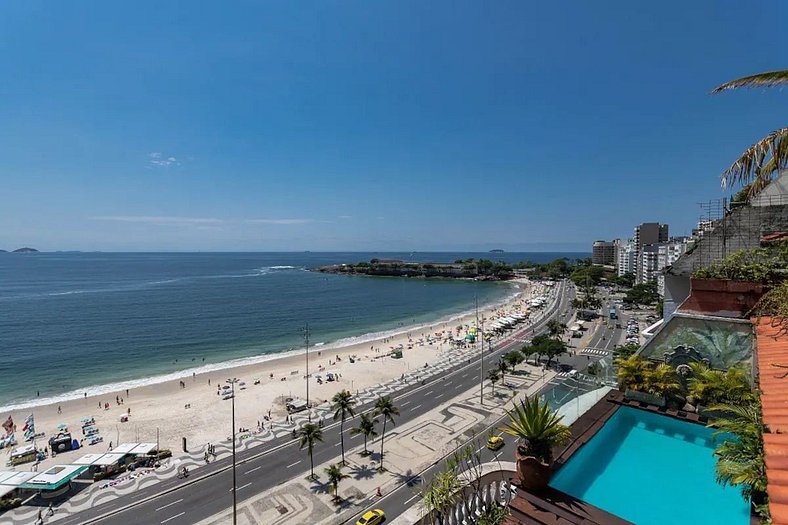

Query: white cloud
left=245, top=218, right=314, bottom=225
left=92, top=216, right=223, bottom=226
left=147, top=152, right=180, bottom=167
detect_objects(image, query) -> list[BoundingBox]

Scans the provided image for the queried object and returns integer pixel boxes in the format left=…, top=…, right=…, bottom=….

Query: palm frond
left=721, top=127, right=788, bottom=196
left=712, top=69, right=788, bottom=93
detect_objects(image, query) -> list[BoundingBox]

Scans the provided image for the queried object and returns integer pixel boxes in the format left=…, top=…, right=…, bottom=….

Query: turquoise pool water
left=550, top=406, right=750, bottom=525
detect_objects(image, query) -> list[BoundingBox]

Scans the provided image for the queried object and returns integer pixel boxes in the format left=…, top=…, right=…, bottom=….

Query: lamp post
left=476, top=296, right=484, bottom=406
left=304, top=323, right=311, bottom=422
left=226, top=377, right=238, bottom=525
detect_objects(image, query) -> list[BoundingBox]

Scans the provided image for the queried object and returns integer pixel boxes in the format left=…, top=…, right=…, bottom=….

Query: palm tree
left=711, top=69, right=788, bottom=198
left=374, top=396, right=399, bottom=471
left=500, top=397, right=571, bottom=463
left=547, top=319, right=567, bottom=339
left=487, top=370, right=500, bottom=397
left=707, top=399, right=766, bottom=501
left=331, top=389, right=356, bottom=465
left=350, top=412, right=378, bottom=456
left=645, top=363, right=681, bottom=398
left=298, top=422, right=323, bottom=480
left=324, top=463, right=349, bottom=503
left=614, top=355, right=650, bottom=392
left=496, top=359, right=509, bottom=387
left=688, top=363, right=751, bottom=406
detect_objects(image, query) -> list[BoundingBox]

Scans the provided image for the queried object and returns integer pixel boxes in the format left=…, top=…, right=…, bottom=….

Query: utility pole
left=226, top=377, right=238, bottom=525
left=477, top=296, right=484, bottom=405
left=304, top=323, right=311, bottom=422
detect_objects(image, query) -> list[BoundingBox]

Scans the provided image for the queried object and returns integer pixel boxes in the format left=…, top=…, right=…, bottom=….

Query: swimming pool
left=550, top=406, right=751, bottom=525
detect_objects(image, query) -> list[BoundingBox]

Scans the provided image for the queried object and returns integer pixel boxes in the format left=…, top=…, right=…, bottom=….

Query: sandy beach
left=2, top=278, right=547, bottom=472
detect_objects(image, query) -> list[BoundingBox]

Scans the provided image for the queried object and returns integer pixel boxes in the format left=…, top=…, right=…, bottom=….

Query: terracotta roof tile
left=755, top=317, right=788, bottom=524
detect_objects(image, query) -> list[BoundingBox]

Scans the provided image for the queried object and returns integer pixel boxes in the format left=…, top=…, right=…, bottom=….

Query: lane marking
left=238, top=482, right=252, bottom=490
left=244, top=465, right=262, bottom=474
left=155, top=499, right=183, bottom=512
left=400, top=401, right=411, bottom=407
left=412, top=404, right=422, bottom=411
left=425, top=390, right=433, bottom=396
left=286, top=460, right=301, bottom=468
left=161, top=512, right=185, bottom=524
left=405, top=493, right=420, bottom=505
left=435, top=393, right=444, bottom=399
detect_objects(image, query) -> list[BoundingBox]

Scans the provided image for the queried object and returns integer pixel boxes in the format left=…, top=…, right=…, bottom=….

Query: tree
left=624, top=282, right=659, bottom=306
left=374, top=396, right=399, bottom=471
left=530, top=335, right=566, bottom=367
left=547, top=320, right=567, bottom=339
left=350, top=412, right=378, bottom=456
left=615, top=355, right=650, bottom=392
left=487, top=370, right=500, bottom=396
left=707, top=400, right=766, bottom=503
left=711, top=70, right=788, bottom=199
left=503, top=350, right=524, bottom=372
left=613, top=343, right=639, bottom=360
left=645, top=363, right=681, bottom=398
left=496, top=358, right=509, bottom=386
left=520, top=344, right=537, bottom=365
left=324, top=463, right=349, bottom=503
left=422, top=469, right=464, bottom=525
left=331, top=390, right=356, bottom=465
left=298, top=422, right=323, bottom=480
left=613, top=272, right=635, bottom=288
left=687, top=363, right=751, bottom=406
left=500, top=397, right=571, bottom=463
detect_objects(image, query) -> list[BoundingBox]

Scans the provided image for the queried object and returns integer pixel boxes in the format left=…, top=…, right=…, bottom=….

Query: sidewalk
left=194, top=363, right=555, bottom=525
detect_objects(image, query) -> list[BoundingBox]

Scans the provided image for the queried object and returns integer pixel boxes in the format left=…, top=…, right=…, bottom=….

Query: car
left=356, top=509, right=385, bottom=525
left=486, top=436, right=505, bottom=451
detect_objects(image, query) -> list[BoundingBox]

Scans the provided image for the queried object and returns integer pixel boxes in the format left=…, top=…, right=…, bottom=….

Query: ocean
left=0, top=252, right=584, bottom=410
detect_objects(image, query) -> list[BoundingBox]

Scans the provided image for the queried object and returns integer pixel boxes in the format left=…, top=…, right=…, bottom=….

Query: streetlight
left=226, top=377, right=239, bottom=525
left=304, top=323, right=311, bottom=422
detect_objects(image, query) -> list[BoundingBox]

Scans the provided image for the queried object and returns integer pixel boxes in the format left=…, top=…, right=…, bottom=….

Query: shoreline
left=0, top=277, right=547, bottom=474
left=0, top=282, right=520, bottom=413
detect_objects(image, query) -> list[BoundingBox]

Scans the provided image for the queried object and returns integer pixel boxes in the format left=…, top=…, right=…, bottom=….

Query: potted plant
left=500, top=397, right=571, bottom=491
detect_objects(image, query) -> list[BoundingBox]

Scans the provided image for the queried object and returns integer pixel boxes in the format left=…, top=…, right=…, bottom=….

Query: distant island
left=314, top=258, right=515, bottom=280
left=9, top=247, right=39, bottom=253
left=489, top=249, right=505, bottom=253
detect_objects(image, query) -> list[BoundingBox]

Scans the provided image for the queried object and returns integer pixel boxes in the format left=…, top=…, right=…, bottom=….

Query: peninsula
left=314, top=258, right=515, bottom=280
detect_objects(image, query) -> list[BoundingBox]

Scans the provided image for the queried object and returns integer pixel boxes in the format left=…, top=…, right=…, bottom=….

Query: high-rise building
left=656, top=237, right=689, bottom=296
left=634, top=223, right=669, bottom=283
left=592, top=240, right=617, bottom=265
left=617, top=239, right=636, bottom=277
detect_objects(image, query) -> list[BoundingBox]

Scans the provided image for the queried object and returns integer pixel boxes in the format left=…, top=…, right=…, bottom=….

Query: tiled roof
left=755, top=316, right=788, bottom=525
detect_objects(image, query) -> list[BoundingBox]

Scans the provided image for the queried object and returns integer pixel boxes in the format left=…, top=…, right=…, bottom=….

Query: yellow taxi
left=356, top=508, right=385, bottom=525
left=486, top=436, right=505, bottom=451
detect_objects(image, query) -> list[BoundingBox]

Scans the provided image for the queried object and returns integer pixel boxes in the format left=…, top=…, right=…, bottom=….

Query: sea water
left=0, top=251, right=582, bottom=409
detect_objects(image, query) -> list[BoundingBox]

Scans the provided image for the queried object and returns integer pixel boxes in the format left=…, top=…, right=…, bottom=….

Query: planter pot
left=515, top=449, right=551, bottom=491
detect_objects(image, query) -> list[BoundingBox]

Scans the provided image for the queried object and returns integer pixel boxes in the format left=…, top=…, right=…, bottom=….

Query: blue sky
left=1, top=1, right=786, bottom=252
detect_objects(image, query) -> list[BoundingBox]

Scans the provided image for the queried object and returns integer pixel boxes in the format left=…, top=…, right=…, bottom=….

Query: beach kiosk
left=19, top=465, right=88, bottom=499
left=9, top=444, right=37, bottom=466
left=0, top=470, right=36, bottom=504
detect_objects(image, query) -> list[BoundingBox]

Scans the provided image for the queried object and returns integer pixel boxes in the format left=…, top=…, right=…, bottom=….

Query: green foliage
left=374, top=396, right=399, bottom=470
left=500, top=397, right=572, bottom=463
left=324, top=463, right=349, bottom=502
left=476, top=502, right=509, bottom=525
left=707, top=400, right=767, bottom=505
left=693, top=244, right=787, bottom=283
left=298, top=422, right=324, bottom=479
left=687, top=363, right=751, bottom=406
left=0, top=498, right=22, bottom=511
left=529, top=334, right=566, bottom=366
left=613, top=272, right=636, bottom=288
left=570, top=265, right=604, bottom=287
left=503, top=350, right=525, bottom=369
left=350, top=412, right=378, bottom=456
left=753, top=280, right=788, bottom=337
left=487, top=369, right=500, bottom=395
left=623, top=281, right=659, bottom=306
left=422, top=469, right=464, bottom=524
left=331, top=390, right=356, bottom=464
left=615, top=358, right=681, bottom=397
left=614, top=343, right=639, bottom=359
left=547, top=319, right=567, bottom=338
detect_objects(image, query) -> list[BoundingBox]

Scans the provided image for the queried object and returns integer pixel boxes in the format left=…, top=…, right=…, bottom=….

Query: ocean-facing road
left=57, top=280, right=574, bottom=525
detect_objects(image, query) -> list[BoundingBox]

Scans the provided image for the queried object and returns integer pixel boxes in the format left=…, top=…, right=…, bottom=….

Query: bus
left=609, top=308, right=618, bottom=320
